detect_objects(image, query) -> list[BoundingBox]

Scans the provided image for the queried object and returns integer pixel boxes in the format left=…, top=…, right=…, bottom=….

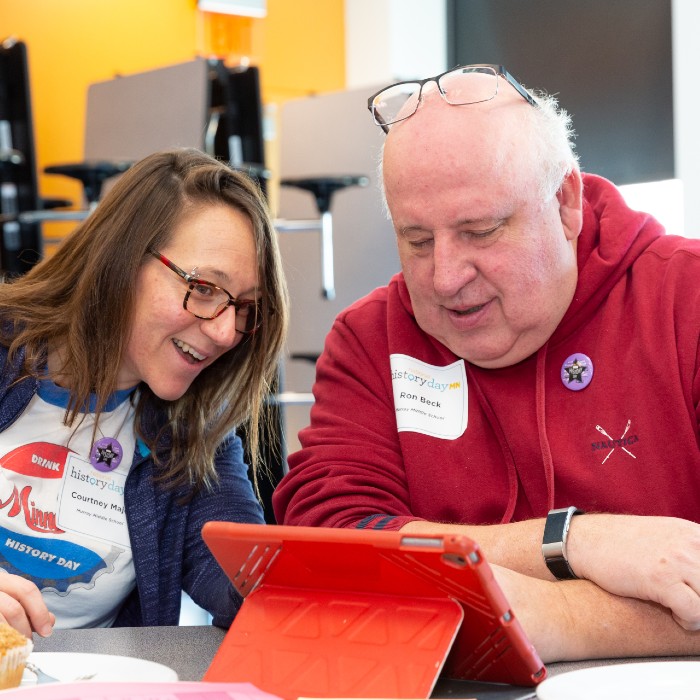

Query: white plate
left=537, top=661, right=700, bottom=700
left=20, top=652, right=178, bottom=685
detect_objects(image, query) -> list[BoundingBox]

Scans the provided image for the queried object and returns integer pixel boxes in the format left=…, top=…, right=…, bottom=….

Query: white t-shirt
left=0, top=380, right=138, bottom=628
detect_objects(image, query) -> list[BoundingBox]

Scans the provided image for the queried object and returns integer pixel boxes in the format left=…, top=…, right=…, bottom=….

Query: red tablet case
left=202, top=523, right=546, bottom=698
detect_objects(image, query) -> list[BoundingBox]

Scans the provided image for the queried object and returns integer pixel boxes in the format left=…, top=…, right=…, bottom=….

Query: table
left=32, top=626, right=699, bottom=700
left=33, top=626, right=225, bottom=682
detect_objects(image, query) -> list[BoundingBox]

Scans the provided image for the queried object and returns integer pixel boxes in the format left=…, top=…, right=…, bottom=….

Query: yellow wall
left=0, top=0, right=345, bottom=234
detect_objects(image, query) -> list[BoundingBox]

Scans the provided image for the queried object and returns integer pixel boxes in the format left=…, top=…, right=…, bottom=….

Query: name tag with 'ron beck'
left=390, top=354, right=467, bottom=440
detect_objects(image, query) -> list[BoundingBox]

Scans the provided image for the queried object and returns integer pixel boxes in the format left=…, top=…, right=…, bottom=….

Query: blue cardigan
left=0, top=344, right=265, bottom=628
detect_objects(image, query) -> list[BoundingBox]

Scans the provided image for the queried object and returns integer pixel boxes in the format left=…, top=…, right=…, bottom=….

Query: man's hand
left=0, top=572, right=54, bottom=638
left=567, top=514, right=700, bottom=631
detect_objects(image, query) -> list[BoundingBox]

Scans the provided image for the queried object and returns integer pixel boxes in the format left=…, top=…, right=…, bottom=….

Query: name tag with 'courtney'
left=57, top=453, right=130, bottom=549
left=390, top=354, right=467, bottom=439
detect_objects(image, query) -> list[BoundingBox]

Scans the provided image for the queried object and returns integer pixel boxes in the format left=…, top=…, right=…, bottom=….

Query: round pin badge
left=561, top=353, right=594, bottom=391
left=90, top=436, right=123, bottom=472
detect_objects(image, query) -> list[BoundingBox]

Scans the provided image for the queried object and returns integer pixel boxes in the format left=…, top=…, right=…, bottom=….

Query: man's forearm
left=401, top=514, right=700, bottom=630
left=400, top=518, right=551, bottom=578
left=493, top=564, right=700, bottom=663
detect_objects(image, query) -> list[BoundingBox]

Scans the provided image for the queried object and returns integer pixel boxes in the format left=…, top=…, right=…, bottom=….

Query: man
left=273, top=65, right=700, bottom=660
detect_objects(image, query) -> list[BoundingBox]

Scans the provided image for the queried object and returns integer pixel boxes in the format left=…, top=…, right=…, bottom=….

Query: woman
left=0, top=148, right=288, bottom=635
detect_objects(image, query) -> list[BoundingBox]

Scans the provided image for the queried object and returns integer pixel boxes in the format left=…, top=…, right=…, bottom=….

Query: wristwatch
left=542, top=506, right=584, bottom=580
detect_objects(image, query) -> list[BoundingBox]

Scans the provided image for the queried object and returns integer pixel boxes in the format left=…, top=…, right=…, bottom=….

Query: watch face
left=542, top=508, right=581, bottom=580
left=542, top=511, right=569, bottom=544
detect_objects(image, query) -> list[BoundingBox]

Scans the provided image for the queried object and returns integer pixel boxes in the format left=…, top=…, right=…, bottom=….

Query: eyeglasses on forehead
left=368, top=64, right=537, bottom=133
left=148, top=249, right=262, bottom=335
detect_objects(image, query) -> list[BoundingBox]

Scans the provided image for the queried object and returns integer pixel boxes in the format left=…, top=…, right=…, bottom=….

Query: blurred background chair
left=0, top=37, right=73, bottom=275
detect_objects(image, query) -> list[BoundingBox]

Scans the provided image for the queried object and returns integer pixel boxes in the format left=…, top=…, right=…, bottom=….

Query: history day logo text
left=0, top=441, right=126, bottom=593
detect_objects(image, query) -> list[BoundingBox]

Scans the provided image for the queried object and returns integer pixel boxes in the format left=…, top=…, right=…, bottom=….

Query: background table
left=32, top=626, right=699, bottom=700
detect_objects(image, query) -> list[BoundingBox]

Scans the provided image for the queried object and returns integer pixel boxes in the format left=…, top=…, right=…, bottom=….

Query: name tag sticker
left=57, top=453, right=130, bottom=549
left=390, top=354, right=467, bottom=439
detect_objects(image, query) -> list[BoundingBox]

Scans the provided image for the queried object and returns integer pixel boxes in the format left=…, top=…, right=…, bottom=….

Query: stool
left=280, top=175, right=369, bottom=300
left=45, top=160, right=133, bottom=208
left=281, top=175, right=369, bottom=215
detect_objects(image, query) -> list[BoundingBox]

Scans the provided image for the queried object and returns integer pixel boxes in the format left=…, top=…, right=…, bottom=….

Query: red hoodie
left=273, top=174, right=700, bottom=529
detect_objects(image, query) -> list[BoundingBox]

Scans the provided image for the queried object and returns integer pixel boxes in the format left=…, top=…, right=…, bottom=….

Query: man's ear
left=557, top=169, right=583, bottom=242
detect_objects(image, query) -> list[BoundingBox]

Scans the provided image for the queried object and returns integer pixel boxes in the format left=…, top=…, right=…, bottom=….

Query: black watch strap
left=542, top=506, right=584, bottom=580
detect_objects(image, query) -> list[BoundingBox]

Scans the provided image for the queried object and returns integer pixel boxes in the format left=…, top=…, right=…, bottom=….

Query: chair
left=279, top=175, right=369, bottom=301
left=0, top=37, right=67, bottom=274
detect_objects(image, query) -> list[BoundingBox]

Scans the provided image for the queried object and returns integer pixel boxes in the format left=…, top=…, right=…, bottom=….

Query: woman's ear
left=557, top=169, right=583, bottom=242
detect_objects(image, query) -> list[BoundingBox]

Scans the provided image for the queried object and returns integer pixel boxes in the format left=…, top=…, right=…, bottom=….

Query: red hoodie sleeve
left=273, top=294, right=422, bottom=530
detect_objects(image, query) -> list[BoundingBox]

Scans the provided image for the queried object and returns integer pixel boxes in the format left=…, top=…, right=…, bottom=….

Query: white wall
left=344, top=0, right=447, bottom=89
left=672, top=0, right=700, bottom=237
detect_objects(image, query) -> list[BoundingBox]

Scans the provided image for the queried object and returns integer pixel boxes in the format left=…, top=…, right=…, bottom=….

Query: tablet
left=202, top=522, right=545, bottom=698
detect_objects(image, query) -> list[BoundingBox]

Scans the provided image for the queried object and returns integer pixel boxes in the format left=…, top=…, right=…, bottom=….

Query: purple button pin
left=561, top=353, right=594, bottom=391
left=90, top=437, right=123, bottom=472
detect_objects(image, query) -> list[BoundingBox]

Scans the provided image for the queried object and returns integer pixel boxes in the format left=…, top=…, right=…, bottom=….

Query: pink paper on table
left=0, top=681, right=284, bottom=700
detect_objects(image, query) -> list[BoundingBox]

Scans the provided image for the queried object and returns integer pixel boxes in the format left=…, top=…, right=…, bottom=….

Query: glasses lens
left=372, top=82, right=422, bottom=127
left=185, top=281, right=262, bottom=333
left=185, top=282, right=229, bottom=319
left=236, top=301, right=263, bottom=335
left=185, top=282, right=263, bottom=334
left=439, top=66, right=498, bottom=106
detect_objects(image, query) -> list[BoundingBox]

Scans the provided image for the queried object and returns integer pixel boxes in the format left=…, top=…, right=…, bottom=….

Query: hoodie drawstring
left=536, top=343, right=556, bottom=512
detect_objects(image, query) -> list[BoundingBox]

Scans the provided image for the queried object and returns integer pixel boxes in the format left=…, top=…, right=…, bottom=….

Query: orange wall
left=0, top=0, right=345, bottom=233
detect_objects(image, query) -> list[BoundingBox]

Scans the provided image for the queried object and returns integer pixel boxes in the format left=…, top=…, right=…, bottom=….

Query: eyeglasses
left=368, top=64, right=537, bottom=133
left=149, top=250, right=262, bottom=335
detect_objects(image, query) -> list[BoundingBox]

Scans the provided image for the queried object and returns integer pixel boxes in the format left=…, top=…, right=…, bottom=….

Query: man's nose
left=432, top=234, right=477, bottom=297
